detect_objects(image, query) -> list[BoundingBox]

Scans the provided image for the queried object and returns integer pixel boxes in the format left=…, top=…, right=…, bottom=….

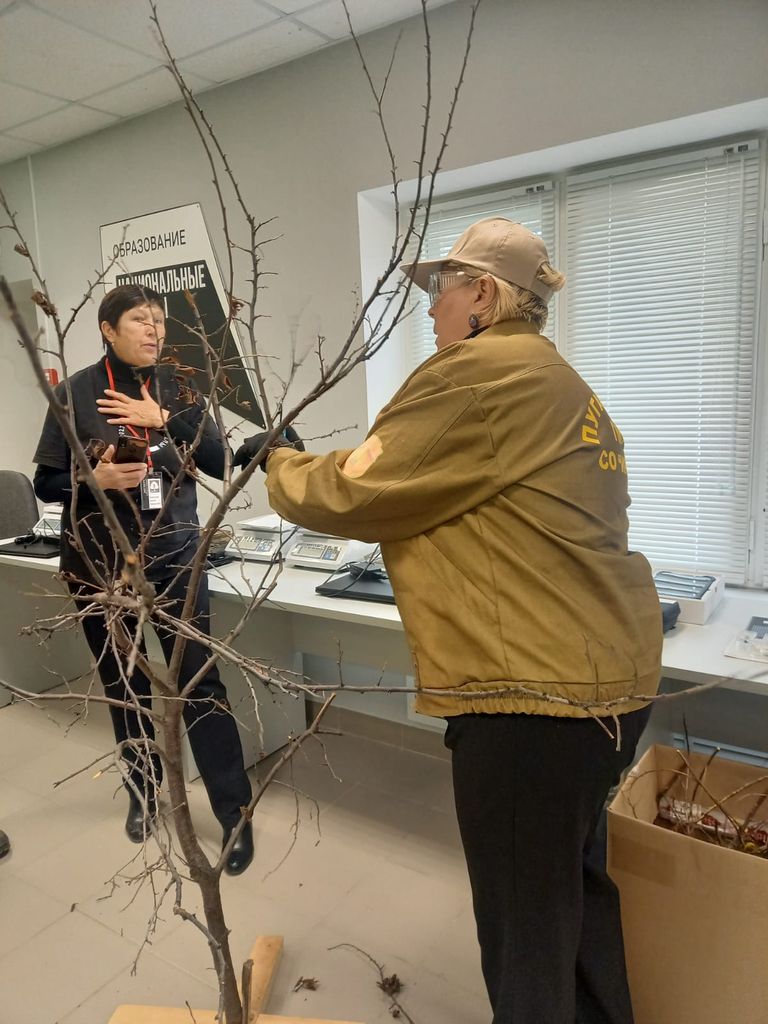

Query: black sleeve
left=166, top=402, right=229, bottom=480
left=33, top=386, right=70, bottom=471
left=34, top=463, right=72, bottom=504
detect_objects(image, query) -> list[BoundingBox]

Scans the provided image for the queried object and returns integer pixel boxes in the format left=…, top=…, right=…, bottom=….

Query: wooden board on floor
left=259, top=1017, right=365, bottom=1023
left=108, top=1010, right=218, bottom=1024
left=244, top=934, right=284, bottom=1019
left=108, top=933, right=364, bottom=1024
left=109, top=1010, right=364, bottom=1024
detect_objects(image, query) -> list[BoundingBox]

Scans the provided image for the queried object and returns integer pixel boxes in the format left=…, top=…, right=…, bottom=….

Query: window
left=405, top=140, right=765, bottom=585
left=407, top=183, right=557, bottom=370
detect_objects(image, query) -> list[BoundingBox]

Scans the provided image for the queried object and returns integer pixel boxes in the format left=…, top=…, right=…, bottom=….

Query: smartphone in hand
left=113, top=435, right=148, bottom=464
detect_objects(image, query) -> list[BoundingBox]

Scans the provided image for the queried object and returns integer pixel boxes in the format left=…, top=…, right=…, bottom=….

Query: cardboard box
left=607, top=744, right=768, bottom=1024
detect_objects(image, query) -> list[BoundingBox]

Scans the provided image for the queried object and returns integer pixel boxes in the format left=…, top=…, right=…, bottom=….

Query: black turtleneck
left=105, top=346, right=158, bottom=385
left=32, top=348, right=230, bottom=580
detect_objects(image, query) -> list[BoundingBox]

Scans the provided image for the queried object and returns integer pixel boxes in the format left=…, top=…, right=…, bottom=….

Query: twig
left=329, top=943, right=416, bottom=1023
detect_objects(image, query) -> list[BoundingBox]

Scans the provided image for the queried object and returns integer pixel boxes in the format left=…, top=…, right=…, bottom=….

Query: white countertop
left=206, top=558, right=404, bottom=630
left=2, top=542, right=767, bottom=692
left=658, top=587, right=768, bottom=694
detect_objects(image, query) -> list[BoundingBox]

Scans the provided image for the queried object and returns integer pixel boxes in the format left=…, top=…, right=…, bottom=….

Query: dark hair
left=98, top=284, right=165, bottom=344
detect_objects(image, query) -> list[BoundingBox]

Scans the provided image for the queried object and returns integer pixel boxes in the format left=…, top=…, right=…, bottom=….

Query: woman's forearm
left=167, top=414, right=228, bottom=479
left=33, top=463, right=72, bottom=504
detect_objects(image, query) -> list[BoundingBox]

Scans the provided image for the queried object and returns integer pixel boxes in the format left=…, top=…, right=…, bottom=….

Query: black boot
left=125, top=794, right=157, bottom=844
left=222, top=821, right=254, bottom=876
left=0, top=830, right=9, bottom=859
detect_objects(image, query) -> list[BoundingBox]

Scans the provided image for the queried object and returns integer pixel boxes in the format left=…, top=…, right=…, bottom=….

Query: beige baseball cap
left=400, top=217, right=557, bottom=302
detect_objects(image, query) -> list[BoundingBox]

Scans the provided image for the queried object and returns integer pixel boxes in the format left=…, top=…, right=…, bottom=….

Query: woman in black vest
left=33, top=285, right=253, bottom=874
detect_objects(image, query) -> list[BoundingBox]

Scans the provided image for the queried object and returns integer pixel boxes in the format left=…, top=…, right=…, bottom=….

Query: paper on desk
left=723, top=616, right=768, bottom=663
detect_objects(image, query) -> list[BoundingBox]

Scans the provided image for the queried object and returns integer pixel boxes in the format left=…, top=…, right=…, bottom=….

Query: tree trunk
left=163, top=700, right=243, bottom=1024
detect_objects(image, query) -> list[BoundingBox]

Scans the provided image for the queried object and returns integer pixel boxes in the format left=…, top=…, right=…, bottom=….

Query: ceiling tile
left=299, top=0, right=454, bottom=40
left=265, top=0, right=329, bottom=11
left=32, top=0, right=281, bottom=60
left=179, top=19, right=328, bottom=83
left=0, top=5, right=158, bottom=100
left=7, top=105, right=120, bottom=147
left=0, top=81, right=67, bottom=132
left=0, top=0, right=459, bottom=160
left=83, top=67, right=214, bottom=118
left=0, top=134, right=41, bottom=165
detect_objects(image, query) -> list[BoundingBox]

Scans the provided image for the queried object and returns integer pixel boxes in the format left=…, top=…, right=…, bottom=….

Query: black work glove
left=233, top=425, right=305, bottom=471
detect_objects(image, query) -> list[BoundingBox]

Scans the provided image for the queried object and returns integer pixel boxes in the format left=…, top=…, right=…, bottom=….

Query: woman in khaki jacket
left=237, top=218, right=662, bottom=1024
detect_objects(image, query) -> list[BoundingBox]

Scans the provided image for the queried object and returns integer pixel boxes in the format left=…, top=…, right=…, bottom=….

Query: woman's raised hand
left=97, top=385, right=169, bottom=429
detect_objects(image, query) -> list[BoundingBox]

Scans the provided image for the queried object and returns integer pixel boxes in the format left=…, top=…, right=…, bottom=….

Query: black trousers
left=444, top=707, right=650, bottom=1024
left=70, top=571, right=252, bottom=831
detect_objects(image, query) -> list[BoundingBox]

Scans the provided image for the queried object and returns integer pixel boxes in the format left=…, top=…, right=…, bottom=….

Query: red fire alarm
left=43, top=367, right=59, bottom=387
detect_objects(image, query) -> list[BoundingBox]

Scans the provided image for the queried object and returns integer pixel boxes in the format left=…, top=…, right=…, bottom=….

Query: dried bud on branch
left=30, top=290, right=57, bottom=317
left=378, top=973, right=404, bottom=997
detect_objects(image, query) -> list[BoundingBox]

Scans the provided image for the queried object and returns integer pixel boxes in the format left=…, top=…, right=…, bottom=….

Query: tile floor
left=0, top=694, right=488, bottom=1023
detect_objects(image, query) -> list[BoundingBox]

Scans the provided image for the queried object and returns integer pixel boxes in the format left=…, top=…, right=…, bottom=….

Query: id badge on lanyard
left=140, top=471, right=164, bottom=511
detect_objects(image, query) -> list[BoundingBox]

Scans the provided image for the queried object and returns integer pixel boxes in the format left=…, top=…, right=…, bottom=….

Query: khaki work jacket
left=266, top=320, right=662, bottom=718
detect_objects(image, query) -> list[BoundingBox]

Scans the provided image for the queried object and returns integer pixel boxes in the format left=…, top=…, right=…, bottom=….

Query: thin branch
left=329, top=943, right=416, bottom=1024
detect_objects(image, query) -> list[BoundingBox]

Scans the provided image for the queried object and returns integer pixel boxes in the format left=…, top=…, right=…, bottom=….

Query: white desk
left=657, top=588, right=768, bottom=696
left=0, top=550, right=90, bottom=702
left=210, top=557, right=768, bottom=698
left=2, top=545, right=768, bottom=750
left=0, top=545, right=306, bottom=772
left=209, top=559, right=416, bottom=681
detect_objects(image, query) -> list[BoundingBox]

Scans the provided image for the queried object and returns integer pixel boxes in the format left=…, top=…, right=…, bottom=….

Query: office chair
left=0, top=471, right=39, bottom=539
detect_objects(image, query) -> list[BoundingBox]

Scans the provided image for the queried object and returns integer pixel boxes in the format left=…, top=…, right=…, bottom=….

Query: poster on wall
left=100, top=203, right=264, bottom=427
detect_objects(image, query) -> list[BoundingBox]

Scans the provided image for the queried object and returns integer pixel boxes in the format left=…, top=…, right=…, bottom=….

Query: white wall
left=0, top=284, right=43, bottom=482
left=1, top=0, right=767, bottom=486
left=0, top=157, right=45, bottom=479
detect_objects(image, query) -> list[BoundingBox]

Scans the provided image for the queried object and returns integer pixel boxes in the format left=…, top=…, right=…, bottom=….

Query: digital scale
left=653, top=570, right=724, bottom=625
left=33, top=503, right=63, bottom=539
left=224, top=513, right=298, bottom=563
left=225, top=513, right=377, bottom=570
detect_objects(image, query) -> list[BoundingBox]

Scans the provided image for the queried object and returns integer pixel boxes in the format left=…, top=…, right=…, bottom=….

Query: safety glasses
left=427, top=270, right=470, bottom=307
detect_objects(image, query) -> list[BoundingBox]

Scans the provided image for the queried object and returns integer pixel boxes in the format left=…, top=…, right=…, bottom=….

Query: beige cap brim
left=399, top=257, right=448, bottom=294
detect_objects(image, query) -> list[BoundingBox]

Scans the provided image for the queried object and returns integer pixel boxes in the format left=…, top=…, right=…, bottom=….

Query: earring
left=468, top=313, right=479, bottom=329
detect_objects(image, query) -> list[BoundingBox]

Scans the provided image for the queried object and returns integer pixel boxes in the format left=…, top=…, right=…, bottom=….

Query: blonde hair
left=456, top=262, right=566, bottom=332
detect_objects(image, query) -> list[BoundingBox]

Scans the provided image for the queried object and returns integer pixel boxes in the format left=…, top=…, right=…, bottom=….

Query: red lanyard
left=105, top=358, right=154, bottom=470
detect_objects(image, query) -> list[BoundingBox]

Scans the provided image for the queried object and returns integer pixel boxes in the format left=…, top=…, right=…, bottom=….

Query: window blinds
left=564, top=143, right=762, bottom=582
left=406, top=184, right=558, bottom=370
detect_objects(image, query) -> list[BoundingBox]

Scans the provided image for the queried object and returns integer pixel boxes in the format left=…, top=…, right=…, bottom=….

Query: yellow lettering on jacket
left=582, top=425, right=600, bottom=444
left=599, top=449, right=627, bottom=474
left=581, top=394, right=605, bottom=444
left=342, top=434, right=383, bottom=479
left=582, top=395, right=627, bottom=474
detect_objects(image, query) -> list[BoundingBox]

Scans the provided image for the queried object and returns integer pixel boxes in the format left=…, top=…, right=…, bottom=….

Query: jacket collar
left=483, top=319, right=543, bottom=338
